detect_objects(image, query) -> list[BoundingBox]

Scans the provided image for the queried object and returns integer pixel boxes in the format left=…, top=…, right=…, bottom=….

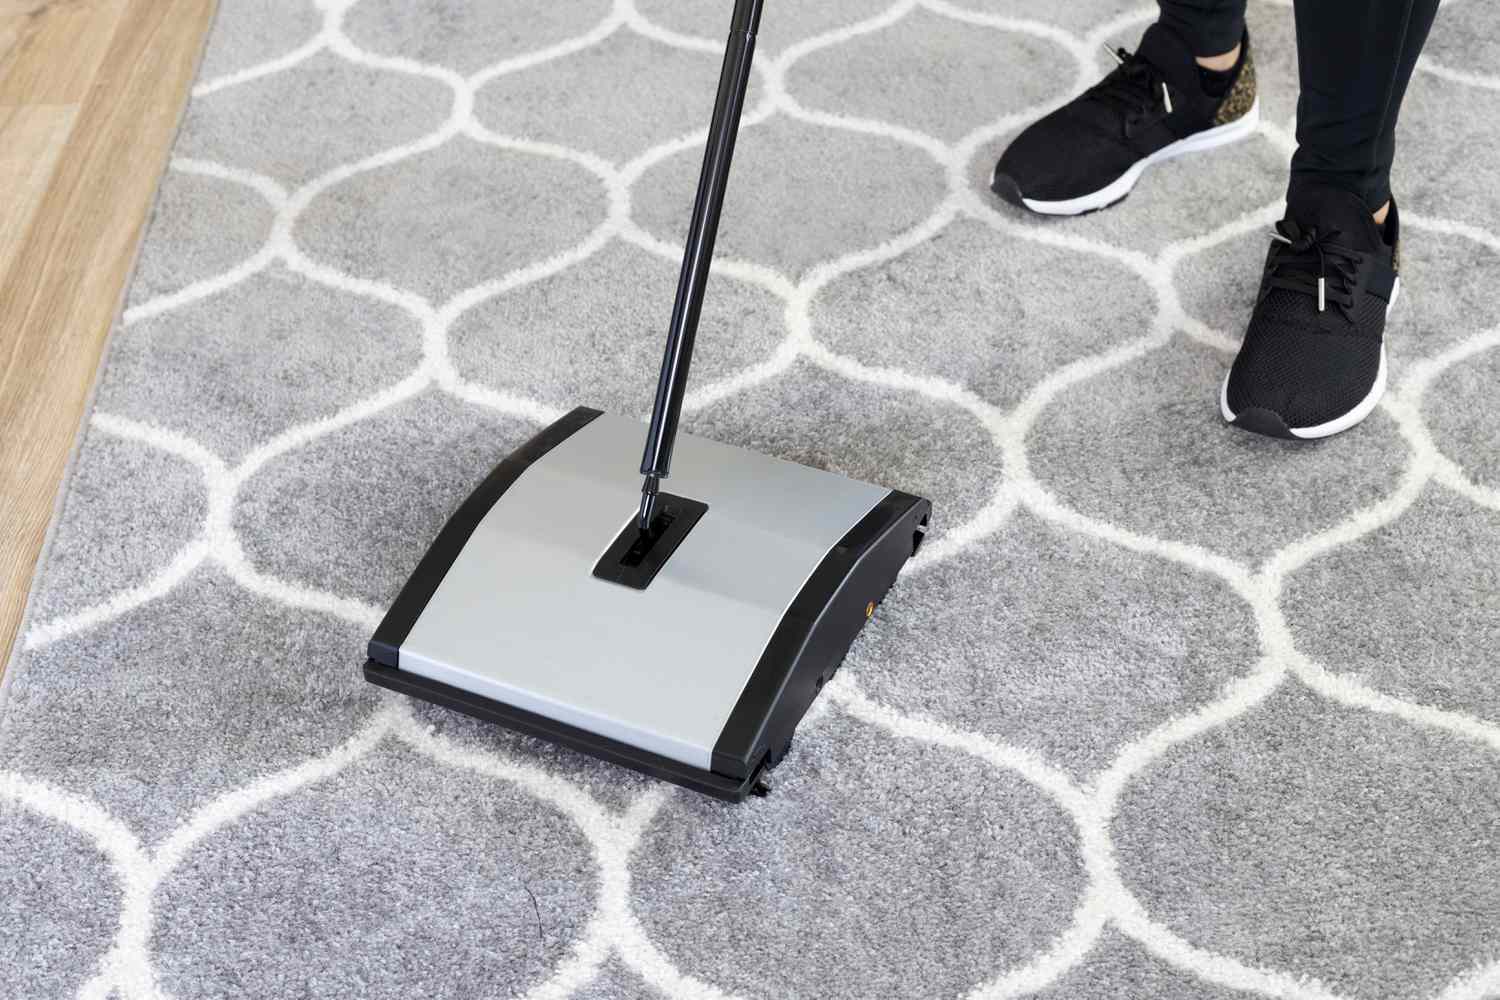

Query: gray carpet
left=4, top=0, right=1500, bottom=997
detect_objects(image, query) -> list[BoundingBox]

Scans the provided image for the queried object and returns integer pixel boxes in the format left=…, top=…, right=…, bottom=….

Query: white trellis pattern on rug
left=5, top=0, right=1499, bottom=997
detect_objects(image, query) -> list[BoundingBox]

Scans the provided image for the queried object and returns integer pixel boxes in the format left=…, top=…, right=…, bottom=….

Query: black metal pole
left=636, top=0, right=764, bottom=532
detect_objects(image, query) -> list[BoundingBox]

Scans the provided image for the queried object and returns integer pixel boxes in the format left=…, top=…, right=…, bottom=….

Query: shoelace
left=1262, top=219, right=1365, bottom=319
left=1089, top=44, right=1173, bottom=133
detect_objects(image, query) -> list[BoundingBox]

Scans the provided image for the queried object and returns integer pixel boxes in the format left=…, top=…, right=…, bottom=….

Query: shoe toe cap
left=990, top=170, right=1025, bottom=206
left=1229, top=406, right=1296, bottom=439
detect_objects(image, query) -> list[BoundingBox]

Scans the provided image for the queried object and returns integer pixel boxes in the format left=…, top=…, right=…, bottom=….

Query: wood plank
left=0, top=2, right=50, bottom=72
left=0, top=104, right=76, bottom=280
left=0, top=0, right=128, bottom=104
left=0, top=0, right=217, bottom=674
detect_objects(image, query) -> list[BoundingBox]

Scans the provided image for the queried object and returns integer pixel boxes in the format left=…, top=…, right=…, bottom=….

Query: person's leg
left=1289, top=0, right=1441, bottom=214
left=1221, top=0, right=1441, bottom=439
left=1157, top=0, right=1247, bottom=63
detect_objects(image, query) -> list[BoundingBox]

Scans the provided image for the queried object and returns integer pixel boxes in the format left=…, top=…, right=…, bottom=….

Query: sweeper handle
left=636, top=0, right=765, bottom=532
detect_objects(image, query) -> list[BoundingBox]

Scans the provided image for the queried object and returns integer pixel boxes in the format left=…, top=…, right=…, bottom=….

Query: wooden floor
left=0, top=0, right=217, bottom=675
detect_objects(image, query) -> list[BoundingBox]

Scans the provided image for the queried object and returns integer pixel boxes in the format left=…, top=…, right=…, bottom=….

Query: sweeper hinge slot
left=592, top=494, right=709, bottom=590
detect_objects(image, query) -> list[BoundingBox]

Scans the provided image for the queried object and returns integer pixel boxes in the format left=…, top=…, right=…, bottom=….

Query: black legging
left=1157, top=0, right=1440, bottom=210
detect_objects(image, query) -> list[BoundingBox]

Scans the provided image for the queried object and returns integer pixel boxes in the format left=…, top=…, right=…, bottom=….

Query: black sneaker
left=1221, top=186, right=1401, bottom=439
left=991, top=24, right=1258, bottom=215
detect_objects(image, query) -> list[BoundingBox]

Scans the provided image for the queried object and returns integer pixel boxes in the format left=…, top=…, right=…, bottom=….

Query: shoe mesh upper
left=1227, top=290, right=1385, bottom=428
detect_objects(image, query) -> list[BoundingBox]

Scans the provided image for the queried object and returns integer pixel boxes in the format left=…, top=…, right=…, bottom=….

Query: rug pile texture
left=4, top=0, right=1499, bottom=997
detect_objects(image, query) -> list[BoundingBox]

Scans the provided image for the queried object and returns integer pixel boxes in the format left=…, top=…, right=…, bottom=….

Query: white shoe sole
left=1219, top=277, right=1401, bottom=440
left=993, top=98, right=1261, bottom=217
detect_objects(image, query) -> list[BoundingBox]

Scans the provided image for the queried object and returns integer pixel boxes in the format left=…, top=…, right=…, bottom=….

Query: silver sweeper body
left=362, top=0, right=931, bottom=801
left=365, top=410, right=929, bottom=800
